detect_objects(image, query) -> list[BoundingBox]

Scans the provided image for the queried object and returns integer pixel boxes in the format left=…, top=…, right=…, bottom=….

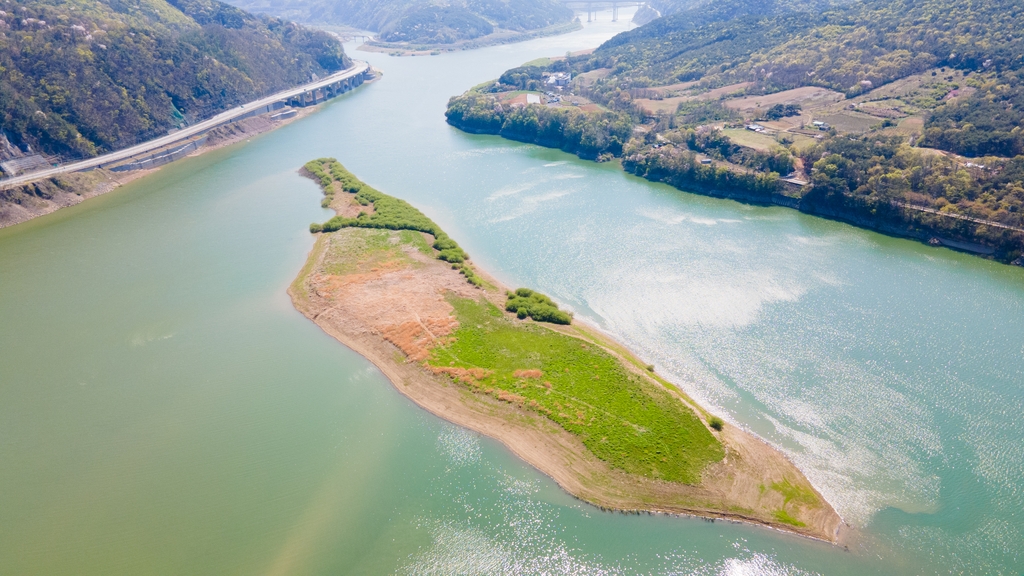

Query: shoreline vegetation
left=290, top=158, right=844, bottom=542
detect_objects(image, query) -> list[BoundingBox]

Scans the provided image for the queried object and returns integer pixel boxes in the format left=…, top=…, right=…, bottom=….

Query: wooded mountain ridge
left=0, top=0, right=349, bottom=163
left=222, top=0, right=575, bottom=45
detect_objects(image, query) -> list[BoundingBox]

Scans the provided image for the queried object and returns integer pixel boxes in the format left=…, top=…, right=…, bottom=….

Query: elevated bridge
left=287, top=70, right=367, bottom=107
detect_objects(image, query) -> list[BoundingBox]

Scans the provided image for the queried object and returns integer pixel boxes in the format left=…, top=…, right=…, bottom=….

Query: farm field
left=722, top=86, right=844, bottom=114
left=815, top=112, right=881, bottom=133
left=635, top=96, right=689, bottom=114
left=721, top=128, right=784, bottom=151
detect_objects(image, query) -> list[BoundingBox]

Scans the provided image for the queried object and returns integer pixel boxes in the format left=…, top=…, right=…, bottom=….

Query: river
left=1, top=13, right=1022, bottom=575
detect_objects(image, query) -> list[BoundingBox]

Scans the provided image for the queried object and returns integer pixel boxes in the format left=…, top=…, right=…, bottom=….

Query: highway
left=0, top=60, right=369, bottom=189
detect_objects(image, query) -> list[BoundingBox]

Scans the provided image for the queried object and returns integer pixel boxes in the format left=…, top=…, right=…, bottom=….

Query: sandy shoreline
left=288, top=185, right=847, bottom=543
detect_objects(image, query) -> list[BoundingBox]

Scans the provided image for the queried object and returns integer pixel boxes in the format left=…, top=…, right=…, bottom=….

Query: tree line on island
left=304, top=156, right=576, bottom=321
left=305, top=158, right=472, bottom=274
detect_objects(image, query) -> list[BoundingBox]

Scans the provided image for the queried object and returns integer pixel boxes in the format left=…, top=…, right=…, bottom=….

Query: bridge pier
left=286, top=69, right=368, bottom=108
left=562, top=0, right=645, bottom=24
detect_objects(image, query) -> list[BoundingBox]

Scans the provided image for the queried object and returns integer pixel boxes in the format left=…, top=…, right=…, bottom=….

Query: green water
left=2, top=15, right=1022, bottom=575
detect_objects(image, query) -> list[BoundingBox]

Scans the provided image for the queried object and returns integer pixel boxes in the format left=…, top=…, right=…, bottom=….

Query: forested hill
left=567, top=0, right=1024, bottom=157
left=595, top=0, right=1023, bottom=91
left=0, top=0, right=349, bottom=162
left=223, top=0, right=575, bottom=45
left=446, top=0, right=1024, bottom=262
left=614, top=0, right=839, bottom=41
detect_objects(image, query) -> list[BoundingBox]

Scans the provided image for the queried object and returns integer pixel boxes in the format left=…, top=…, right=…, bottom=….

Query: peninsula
left=444, top=0, right=1024, bottom=265
left=289, top=158, right=844, bottom=542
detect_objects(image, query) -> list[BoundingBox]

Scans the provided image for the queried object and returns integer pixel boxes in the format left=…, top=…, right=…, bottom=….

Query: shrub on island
left=506, top=288, right=572, bottom=324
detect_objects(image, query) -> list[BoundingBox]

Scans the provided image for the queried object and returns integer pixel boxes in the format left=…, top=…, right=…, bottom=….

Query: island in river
left=289, top=158, right=845, bottom=542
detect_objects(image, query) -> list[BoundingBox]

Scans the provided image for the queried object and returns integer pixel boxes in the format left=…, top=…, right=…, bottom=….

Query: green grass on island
left=773, top=509, right=807, bottom=527
left=320, top=228, right=433, bottom=277
left=770, top=479, right=818, bottom=526
left=428, top=296, right=724, bottom=484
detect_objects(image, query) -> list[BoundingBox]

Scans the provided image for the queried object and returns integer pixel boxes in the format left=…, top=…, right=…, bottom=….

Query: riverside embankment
left=0, top=62, right=372, bottom=228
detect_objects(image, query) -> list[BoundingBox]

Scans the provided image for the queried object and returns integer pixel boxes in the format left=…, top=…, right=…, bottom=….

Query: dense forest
left=922, top=69, right=1024, bottom=158
left=446, top=0, right=1024, bottom=263
left=0, top=0, right=349, bottom=162
left=224, top=0, right=575, bottom=45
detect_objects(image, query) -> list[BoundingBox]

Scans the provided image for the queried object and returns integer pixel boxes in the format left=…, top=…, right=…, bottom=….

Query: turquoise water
left=1, top=13, right=1022, bottom=574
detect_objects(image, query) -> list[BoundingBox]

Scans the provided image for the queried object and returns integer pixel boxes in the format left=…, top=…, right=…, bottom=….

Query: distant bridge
left=555, top=0, right=646, bottom=22
left=0, top=61, right=371, bottom=189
